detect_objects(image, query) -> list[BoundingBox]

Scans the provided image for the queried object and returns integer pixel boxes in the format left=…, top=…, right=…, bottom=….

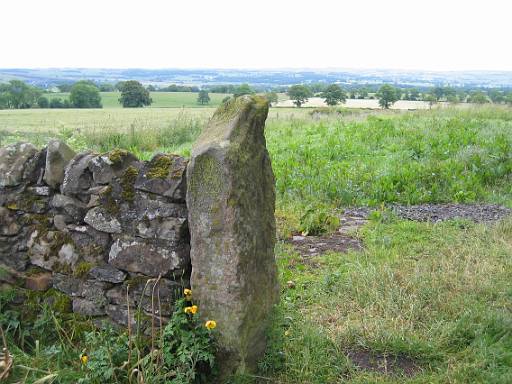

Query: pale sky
left=1, top=0, right=511, bottom=71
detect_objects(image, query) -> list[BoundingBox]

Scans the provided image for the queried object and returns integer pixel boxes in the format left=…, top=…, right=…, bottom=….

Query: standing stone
left=186, top=95, right=279, bottom=377
left=44, top=140, right=76, bottom=189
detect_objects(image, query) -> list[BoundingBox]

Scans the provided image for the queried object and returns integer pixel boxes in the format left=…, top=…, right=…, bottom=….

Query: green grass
left=43, top=91, right=230, bottom=108
left=1, top=104, right=512, bottom=383
left=268, top=106, right=512, bottom=209
left=257, top=216, right=512, bottom=383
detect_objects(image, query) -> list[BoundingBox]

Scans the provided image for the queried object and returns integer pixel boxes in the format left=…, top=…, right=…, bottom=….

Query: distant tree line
left=0, top=80, right=102, bottom=109
left=3, top=79, right=512, bottom=110
left=282, top=82, right=512, bottom=108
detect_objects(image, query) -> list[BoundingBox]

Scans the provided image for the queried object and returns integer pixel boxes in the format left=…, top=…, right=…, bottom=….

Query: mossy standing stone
left=187, top=95, right=279, bottom=377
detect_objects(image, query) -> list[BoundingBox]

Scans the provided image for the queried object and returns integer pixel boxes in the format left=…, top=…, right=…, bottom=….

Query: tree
left=376, top=84, right=399, bottom=109
left=115, top=81, right=127, bottom=91
left=57, top=83, right=73, bottom=92
left=446, top=94, right=459, bottom=103
left=50, top=98, right=64, bottom=108
left=432, top=86, right=445, bottom=101
left=99, top=83, right=115, bottom=92
left=322, top=84, right=346, bottom=106
left=233, top=84, right=254, bottom=97
left=69, top=81, right=102, bottom=108
left=37, top=96, right=49, bottom=108
left=506, top=92, right=512, bottom=105
left=489, top=89, right=505, bottom=104
left=197, top=90, right=210, bottom=105
left=468, top=91, right=489, bottom=104
left=424, top=93, right=438, bottom=109
left=118, top=80, right=152, bottom=108
left=409, top=88, right=419, bottom=101
left=457, top=90, right=467, bottom=103
left=288, top=85, right=312, bottom=107
left=358, top=87, right=369, bottom=99
left=3, top=80, right=41, bottom=109
left=265, top=92, right=278, bottom=106
left=444, top=87, right=457, bottom=100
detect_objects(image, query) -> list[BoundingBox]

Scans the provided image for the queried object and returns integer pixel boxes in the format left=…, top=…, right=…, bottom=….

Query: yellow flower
left=184, top=288, right=192, bottom=299
left=184, top=305, right=198, bottom=315
left=284, top=330, right=291, bottom=337
left=205, top=320, right=217, bottom=330
left=80, top=353, right=88, bottom=365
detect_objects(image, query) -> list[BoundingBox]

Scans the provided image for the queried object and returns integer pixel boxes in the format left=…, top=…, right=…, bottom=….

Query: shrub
left=37, top=96, right=49, bottom=108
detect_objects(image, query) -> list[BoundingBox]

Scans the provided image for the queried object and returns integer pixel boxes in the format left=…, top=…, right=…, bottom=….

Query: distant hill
left=1, top=68, right=511, bottom=89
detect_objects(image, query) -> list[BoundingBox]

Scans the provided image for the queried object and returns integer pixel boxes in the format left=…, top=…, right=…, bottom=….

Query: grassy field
left=43, top=91, right=230, bottom=108
left=1, top=104, right=512, bottom=383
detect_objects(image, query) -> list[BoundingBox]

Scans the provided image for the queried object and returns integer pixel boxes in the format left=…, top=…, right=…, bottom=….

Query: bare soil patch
left=288, top=208, right=367, bottom=258
left=346, top=349, right=422, bottom=377
left=288, top=204, right=511, bottom=257
left=392, top=203, right=511, bottom=223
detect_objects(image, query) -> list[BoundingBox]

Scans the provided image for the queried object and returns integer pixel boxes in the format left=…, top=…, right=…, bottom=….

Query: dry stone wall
left=0, top=141, right=190, bottom=326
left=0, top=95, right=279, bottom=378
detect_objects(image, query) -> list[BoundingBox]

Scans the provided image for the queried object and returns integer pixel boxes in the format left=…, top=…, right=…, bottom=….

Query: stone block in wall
left=50, top=194, right=87, bottom=222
left=0, top=142, right=38, bottom=187
left=84, top=206, right=122, bottom=233
left=89, top=150, right=140, bottom=185
left=88, top=264, right=126, bottom=283
left=61, top=152, right=95, bottom=196
left=44, top=140, right=76, bottom=188
left=73, top=298, right=106, bottom=317
left=68, top=224, right=111, bottom=264
left=108, top=235, right=190, bottom=277
left=134, top=153, right=187, bottom=202
left=28, top=230, right=79, bottom=272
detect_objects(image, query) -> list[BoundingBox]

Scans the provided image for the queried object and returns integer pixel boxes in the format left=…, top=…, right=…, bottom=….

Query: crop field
left=2, top=104, right=512, bottom=383
left=44, top=91, right=230, bottom=108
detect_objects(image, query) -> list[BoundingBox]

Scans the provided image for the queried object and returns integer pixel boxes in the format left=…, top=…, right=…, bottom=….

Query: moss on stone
left=52, top=260, right=73, bottom=275
left=101, top=185, right=120, bottom=215
left=121, top=165, right=139, bottom=202
left=147, top=155, right=172, bottom=179
left=124, top=275, right=148, bottom=289
left=108, top=148, right=129, bottom=165
left=24, top=265, right=47, bottom=276
left=6, top=202, right=18, bottom=210
left=9, top=193, right=47, bottom=213
left=188, top=155, right=222, bottom=199
left=49, top=231, right=74, bottom=256
left=74, top=261, right=93, bottom=278
left=28, top=213, right=52, bottom=242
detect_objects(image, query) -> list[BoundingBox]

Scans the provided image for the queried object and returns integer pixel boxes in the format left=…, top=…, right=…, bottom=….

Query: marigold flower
left=205, top=320, right=217, bottom=330
left=184, top=305, right=198, bottom=315
left=80, top=353, right=88, bottom=365
left=184, top=288, right=192, bottom=300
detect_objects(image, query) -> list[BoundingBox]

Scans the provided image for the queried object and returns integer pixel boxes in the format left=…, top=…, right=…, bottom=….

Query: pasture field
left=43, top=91, right=230, bottom=108
left=1, top=104, right=512, bottom=383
